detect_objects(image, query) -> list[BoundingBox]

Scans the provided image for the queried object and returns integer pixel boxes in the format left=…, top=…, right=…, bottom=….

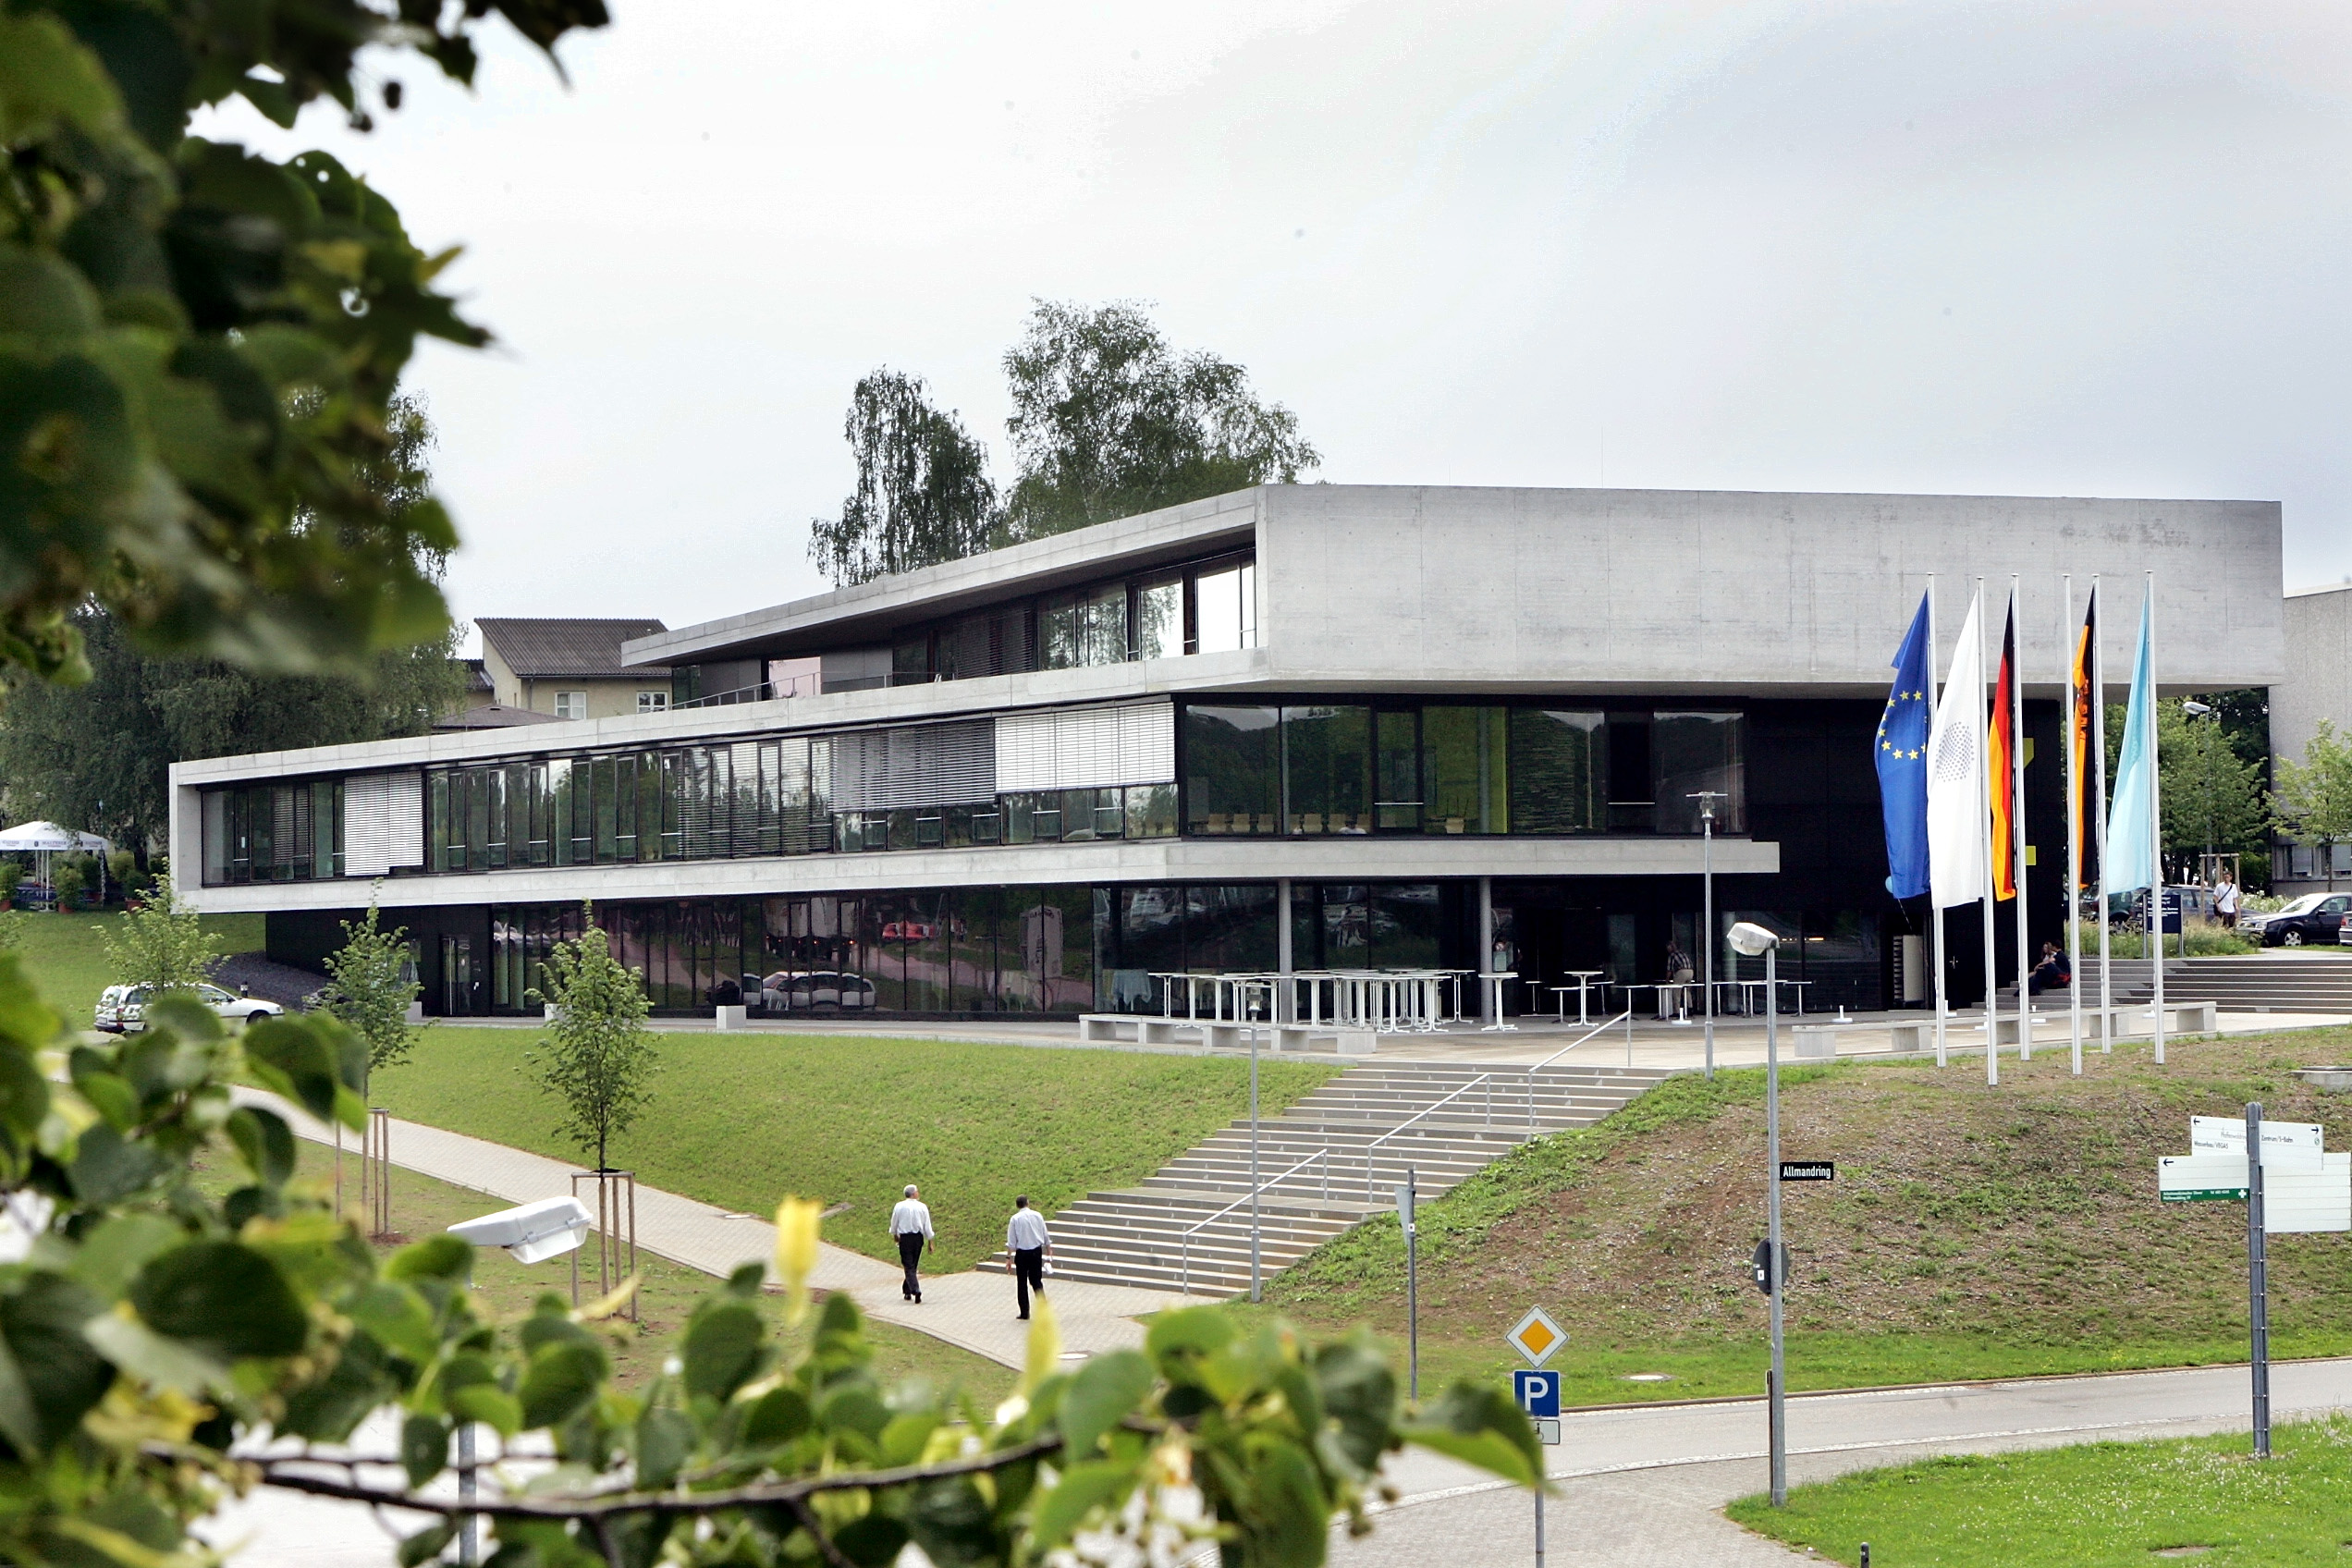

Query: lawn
left=371, top=1026, right=1341, bottom=1272
left=13, top=907, right=265, bottom=1024
left=1237, top=1026, right=2352, bottom=1406
left=190, top=1137, right=1010, bottom=1397
left=1727, top=1415, right=2352, bottom=1566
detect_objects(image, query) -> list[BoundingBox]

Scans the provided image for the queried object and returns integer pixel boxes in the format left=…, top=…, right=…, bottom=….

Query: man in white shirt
left=889, top=1184, right=934, bottom=1304
left=1005, top=1195, right=1051, bottom=1319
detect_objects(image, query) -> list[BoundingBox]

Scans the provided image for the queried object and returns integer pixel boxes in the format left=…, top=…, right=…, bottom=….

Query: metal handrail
left=1180, top=1148, right=1330, bottom=1296
left=1523, top=1009, right=1635, bottom=1130
left=1365, top=1074, right=1496, bottom=1201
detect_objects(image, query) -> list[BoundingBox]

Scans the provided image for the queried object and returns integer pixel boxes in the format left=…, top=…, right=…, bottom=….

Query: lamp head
left=1725, top=922, right=1779, bottom=958
left=2181, top=700, right=2212, bottom=717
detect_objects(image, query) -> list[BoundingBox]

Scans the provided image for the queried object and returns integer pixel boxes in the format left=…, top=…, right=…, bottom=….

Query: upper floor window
left=555, top=691, right=587, bottom=720
left=638, top=691, right=668, bottom=713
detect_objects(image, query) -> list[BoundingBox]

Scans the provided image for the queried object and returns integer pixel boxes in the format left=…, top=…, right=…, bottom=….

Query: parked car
left=2248, top=892, right=2352, bottom=948
left=94, top=982, right=286, bottom=1033
left=758, top=971, right=877, bottom=1011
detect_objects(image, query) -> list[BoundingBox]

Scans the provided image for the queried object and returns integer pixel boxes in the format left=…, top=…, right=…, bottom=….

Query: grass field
left=12, top=907, right=265, bottom=1023
left=371, top=1026, right=1341, bottom=1272
left=1727, top=1416, right=2352, bottom=1566
left=1239, top=1026, right=2352, bottom=1406
left=189, top=1138, right=1009, bottom=1397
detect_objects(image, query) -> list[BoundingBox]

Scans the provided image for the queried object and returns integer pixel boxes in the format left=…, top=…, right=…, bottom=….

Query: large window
left=1283, top=706, right=1371, bottom=835
left=1422, top=706, right=1508, bottom=834
left=1183, top=705, right=1281, bottom=835
left=1654, top=712, right=1747, bottom=833
left=885, top=548, right=1256, bottom=685
left=1507, top=709, right=1604, bottom=834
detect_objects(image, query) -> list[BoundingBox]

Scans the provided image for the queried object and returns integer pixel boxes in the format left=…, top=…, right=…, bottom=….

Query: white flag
left=1927, top=591, right=1986, bottom=909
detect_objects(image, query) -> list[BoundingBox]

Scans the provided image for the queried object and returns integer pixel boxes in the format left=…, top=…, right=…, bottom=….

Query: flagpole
left=1978, top=579, right=1999, bottom=1087
left=2093, top=577, right=2112, bottom=1052
left=1930, top=574, right=1948, bottom=1069
left=2012, top=577, right=2032, bottom=1063
left=2149, top=572, right=2165, bottom=1067
left=2065, top=573, right=2083, bottom=1076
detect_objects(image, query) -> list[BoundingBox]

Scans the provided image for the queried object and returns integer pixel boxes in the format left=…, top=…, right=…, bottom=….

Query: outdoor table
left=1555, top=971, right=1606, bottom=1024
left=1478, top=972, right=1519, bottom=1033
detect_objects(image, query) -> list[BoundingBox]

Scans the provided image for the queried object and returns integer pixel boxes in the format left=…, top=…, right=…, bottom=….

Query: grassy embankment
left=1239, top=1026, right=2352, bottom=1406
left=1727, top=1416, right=2352, bottom=1566
left=190, top=1139, right=1008, bottom=1396
left=372, top=1027, right=1342, bottom=1273
left=13, top=908, right=265, bottom=1023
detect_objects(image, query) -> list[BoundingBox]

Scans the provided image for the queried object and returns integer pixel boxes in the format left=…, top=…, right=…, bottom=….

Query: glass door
left=441, top=935, right=473, bottom=1017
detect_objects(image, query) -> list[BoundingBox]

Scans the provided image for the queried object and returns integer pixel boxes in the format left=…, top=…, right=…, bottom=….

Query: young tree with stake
left=526, top=906, right=660, bottom=1172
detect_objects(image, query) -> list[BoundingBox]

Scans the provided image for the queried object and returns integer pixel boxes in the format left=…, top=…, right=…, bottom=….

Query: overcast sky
left=204, top=0, right=2352, bottom=647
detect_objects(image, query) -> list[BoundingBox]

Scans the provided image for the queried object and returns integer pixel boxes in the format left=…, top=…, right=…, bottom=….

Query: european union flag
left=1877, top=592, right=1933, bottom=900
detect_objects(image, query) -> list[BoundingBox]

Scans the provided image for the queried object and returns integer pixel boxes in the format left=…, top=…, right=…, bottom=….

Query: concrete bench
left=1792, top=1025, right=1843, bottom=1060
left=714, top=1004, right=748, bottom=1031
left=1336, top=1029, right=1379, bottom=1056
left=1079, top=1013, right=1139, bottom=1043
left=1885, top=1021, right=1930, bottom=1053
left=2174, top=1000, right=2219, bottom=1033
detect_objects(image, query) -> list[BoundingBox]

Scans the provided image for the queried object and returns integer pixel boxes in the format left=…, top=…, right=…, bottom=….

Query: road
left=204, top=1356, right=2352, bottom=1565
left=1327, top=1355, right=2352, bottom=1565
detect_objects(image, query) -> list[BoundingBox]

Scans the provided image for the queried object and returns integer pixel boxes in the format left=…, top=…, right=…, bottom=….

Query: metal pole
left=1695, top=793, right=1721, bottom=1081
left=1405, top=1165, right=1418, bottom=1403
left=1978, top=581, right=2000, bottom=1087
left=2093, top=577, right=2112, bottom=1051
left=2149, top=574, right=2166, bottom=1066
left=2248, top=1100, right=2271, bottom=1458
left=1534, top=1485, right=1545, bottom=1568
left=2064, top=573, right=2084, bottom=1076
left=2013, top=576, right=2032, bottom=1063
left=1277, top=878, right=1294, bottom=1023
left=1250, top=1023, right=1262, bottom=1304
left=459, top=1422, right=478, bottom=1564
left=1929, top=574, right=1949, bottom=1068
left=1766, top=940, right=1786, bottom=1508
left=1477, top=876, right=1494, bottom=1023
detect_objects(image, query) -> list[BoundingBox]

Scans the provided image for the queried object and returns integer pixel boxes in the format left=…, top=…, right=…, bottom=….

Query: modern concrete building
left=2272, top=582, right=2352, bottom=891
left=174, top=485, right=2285, bottom=1020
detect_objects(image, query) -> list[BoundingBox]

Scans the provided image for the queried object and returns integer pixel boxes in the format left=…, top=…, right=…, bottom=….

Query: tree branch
left=238, top=1432, right=1062, bottom=1523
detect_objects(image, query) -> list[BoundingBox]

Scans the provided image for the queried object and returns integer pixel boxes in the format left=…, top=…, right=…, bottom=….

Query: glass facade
left=199, top=780, right=343, bottom=885
left=1182, top=703, right=1742, bottom=839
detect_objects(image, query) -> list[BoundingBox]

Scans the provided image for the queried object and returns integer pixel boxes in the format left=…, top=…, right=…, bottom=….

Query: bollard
left=1860, top=1546, right=1869, bottom=1568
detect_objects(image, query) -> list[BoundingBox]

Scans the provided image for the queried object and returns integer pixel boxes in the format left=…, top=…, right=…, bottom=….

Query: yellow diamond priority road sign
left=1506, top=1306, right=1564, bottom=1368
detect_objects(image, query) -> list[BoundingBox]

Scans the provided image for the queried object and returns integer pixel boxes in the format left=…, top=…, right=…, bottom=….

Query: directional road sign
left=1778, top=1161, right=1835, bottom=1182
left=1513, top=1368, right=1562, bottom=1417
left=2191, top=1116, right=2324, bottom=1171
left=1506, top=1307, right=1565, bottom=1367
left=2159, top=1154, right=2249, bottom=1203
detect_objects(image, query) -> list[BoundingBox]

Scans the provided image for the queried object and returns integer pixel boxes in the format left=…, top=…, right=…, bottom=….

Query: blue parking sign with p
left=1512, top=1368, right=1561, bottom=1418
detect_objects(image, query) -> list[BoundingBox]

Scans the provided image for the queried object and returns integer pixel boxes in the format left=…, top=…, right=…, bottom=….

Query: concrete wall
left=1256, top=486, right=2283, bottom=698
left=2276, top=583, right=2352, bottom=768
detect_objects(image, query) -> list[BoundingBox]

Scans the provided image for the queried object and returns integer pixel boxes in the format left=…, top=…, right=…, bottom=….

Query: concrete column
left=1476, top=876, right=1493, bottom=1023
left=1276, top=877, right=1294, bottom=1023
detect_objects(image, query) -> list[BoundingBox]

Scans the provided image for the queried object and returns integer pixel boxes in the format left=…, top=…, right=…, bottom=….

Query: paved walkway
left=237, top=1087, right=1213, bottom=1369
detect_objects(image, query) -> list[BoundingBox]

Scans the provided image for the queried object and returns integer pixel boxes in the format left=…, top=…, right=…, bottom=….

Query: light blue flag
left=2104, top=586, right=2157, bottom=892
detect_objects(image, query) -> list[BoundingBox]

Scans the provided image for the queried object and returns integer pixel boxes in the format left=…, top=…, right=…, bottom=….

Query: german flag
left=2069, top=585, right=2098, bottom=890
left=1989, top=594, right=2018, bottom=901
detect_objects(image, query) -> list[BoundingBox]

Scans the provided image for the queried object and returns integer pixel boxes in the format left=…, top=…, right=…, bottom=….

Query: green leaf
left=129, top=1241, right=308, bottom=1359
left=83, top=1312, right=230, bottom=1396
left=516, top=1341, right=606, bottom=1430
left=0, top=1035, right=51, bottom=1149
left=446, top=1383, right=521, bottom=1439
left=1236, top=1438, right=1330, bottom=1566
left=1310, top=1338, right=1397, bottom=1478
left=831, top=1513, right=908, bottom=1567
left=1400, top=1381, right=1541, bottom=1488
left=349, top=1281, right=437, bottom=1366
left=1028, top=1459, right=1132, bottom=1552
left=67, top=1123, right=167, bottom=1205
left=738, top=1382, right=811, bottom=1448
left=1059, top=1348, right=1153, bottom=1458
left=400, top=1413, right=447, bottom=1488
left=877, top=1410, right=940, bottom=1467
left=396, top=1521, right=454, bottom=1568
left=225, top=1106, right=296, bottom=1186
left=633, top=1405, right=692, bottom=1490
left=243, top=1017, right=364, bottom=1131
left=0, top=1311, right=45, bottom=1458
left=386, top=1232, right=472, bottom=1284
left=680, top=1295, right=765, bottom=1403
left=1145, top=1305, right=1236, bottom=1383
left=66, top=1214, right=180, bottom=1302
left=0, top=15, right=125, bottom=144
left=817, top=1384, right=889, bottom=1442
left=73, top=1070, right=137, bottom=1133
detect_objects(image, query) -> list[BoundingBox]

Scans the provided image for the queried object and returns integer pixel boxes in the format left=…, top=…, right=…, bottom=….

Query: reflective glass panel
left=1183, top=705, right=1280, bottom=835
left=1422, top=706, right=1508, bottom=834
left=1653, top=712, right=1746, bottom=833
left=1282, top=706, right=1370, bottom=835
left=1508, top=709, right=1604, bottom=833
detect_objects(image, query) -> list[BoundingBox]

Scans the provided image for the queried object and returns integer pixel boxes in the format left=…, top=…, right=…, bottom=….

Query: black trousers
left=896, top=1232, right=925, bottom=1297
left=1013, top=1247, right=1046, bottom=1317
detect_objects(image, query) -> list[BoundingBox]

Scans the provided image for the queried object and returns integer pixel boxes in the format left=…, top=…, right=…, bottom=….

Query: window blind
left=995, top=701, right=1175, bottom=791
left=344, top=770, right=423, bottom=876
left=834, top=720, right=996, bottom=811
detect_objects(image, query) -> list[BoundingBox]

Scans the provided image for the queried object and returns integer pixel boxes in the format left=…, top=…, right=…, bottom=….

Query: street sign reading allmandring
left=1778, top=1161, right=1835, bottom=1182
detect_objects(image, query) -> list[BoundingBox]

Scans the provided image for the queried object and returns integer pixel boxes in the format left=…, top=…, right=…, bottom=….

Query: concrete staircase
left=2076, top=955, right=2352, bottom=1016
left=976, top=1061, right=1672, bottom=1299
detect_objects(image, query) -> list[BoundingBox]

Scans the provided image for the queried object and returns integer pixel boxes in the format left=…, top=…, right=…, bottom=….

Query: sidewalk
left=232, top=1086, right=1213, bottom=1369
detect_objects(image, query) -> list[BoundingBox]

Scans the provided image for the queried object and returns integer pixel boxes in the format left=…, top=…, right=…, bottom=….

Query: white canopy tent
left=0, top=822, right=113, bottom=902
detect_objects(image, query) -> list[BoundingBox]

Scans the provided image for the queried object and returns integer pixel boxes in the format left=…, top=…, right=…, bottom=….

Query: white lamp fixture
left=448, top=1195, right=593, bottom=1265
left=1725, top=921, right=1778, bottom=958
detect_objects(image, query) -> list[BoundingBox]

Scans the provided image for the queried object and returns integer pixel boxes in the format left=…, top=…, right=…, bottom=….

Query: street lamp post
left=1691, top=792, right=1727, bottom=1081
left=1249, top=1017, right=1261, bottom=1304
left=1727, top=920, right=1786, bottom=1506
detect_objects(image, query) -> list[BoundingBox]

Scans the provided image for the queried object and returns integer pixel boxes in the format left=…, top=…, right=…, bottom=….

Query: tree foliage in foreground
left=93, top=872, right=216, bottom=993
left=0, top=0, right=600, bottom=682
left=0, top=957, right=1536, bottom=1566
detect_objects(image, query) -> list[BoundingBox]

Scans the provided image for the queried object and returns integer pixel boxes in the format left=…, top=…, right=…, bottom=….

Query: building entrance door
left=441, top=935, right=473, bottom=1017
